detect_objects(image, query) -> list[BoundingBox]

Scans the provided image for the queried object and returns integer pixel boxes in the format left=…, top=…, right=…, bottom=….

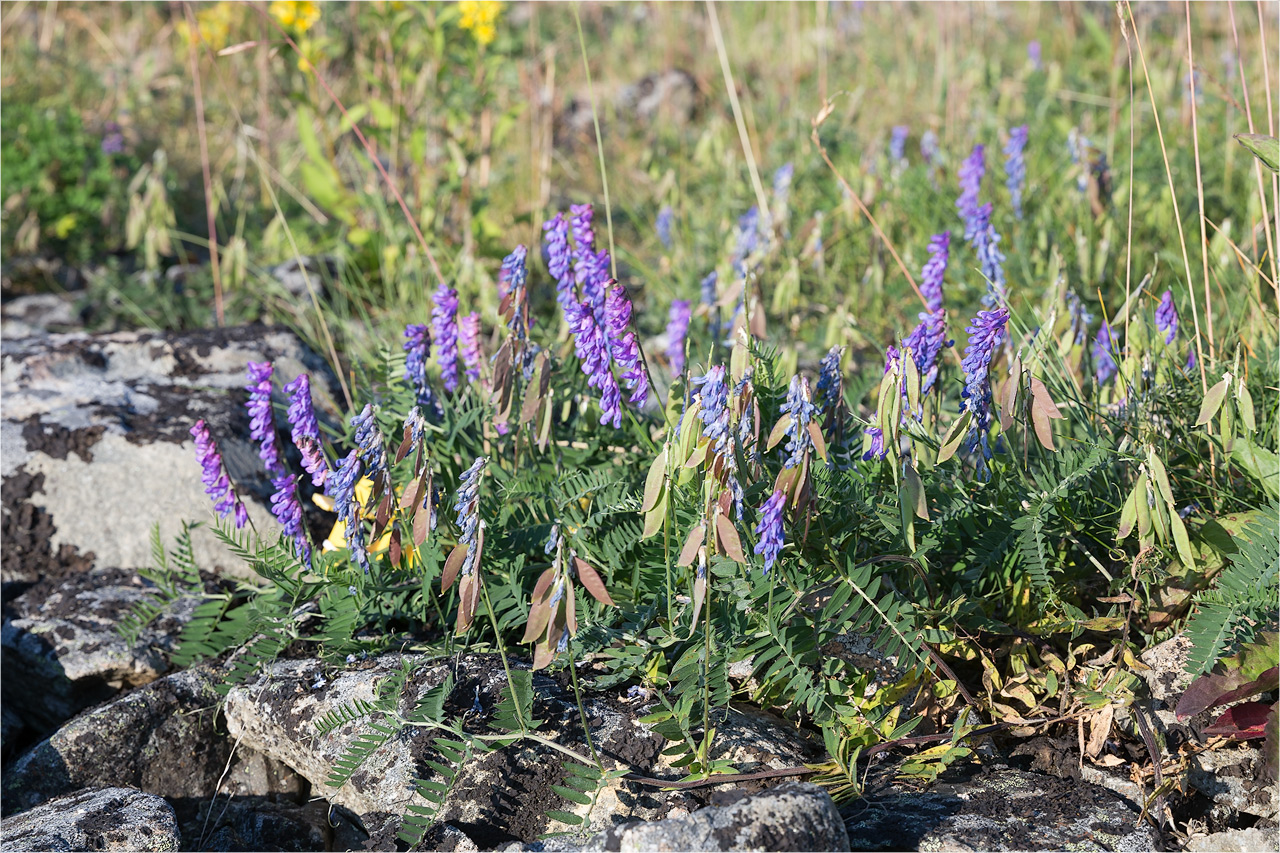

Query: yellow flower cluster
left=313, top=478, right=417, bottom=567
left=269, top=0, right=321, bottom=35
left=457, top=0, right=502, bottom=46
left=177, top=1, right=241, bottom=51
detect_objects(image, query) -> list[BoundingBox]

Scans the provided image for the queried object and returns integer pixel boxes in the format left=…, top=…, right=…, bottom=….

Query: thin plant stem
left=572, top=5, right=616, bottom=280
left=1121, top=1, right=1207, bottom=392
left=1185, top=2, right=1215, bottom=362
left=567, top=646, right=602, bottom=768
left=1118, top=2, right=1135, bottom=353
left=182, top=1, right=225, bottom=327
left=1228, top=1, right=1279, bottom=296
left=480, top=579, right=526, bottom=732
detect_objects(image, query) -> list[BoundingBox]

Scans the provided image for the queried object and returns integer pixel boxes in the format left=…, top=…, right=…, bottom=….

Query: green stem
left=480, top=581, right=526, bottom=732
left=573, top=4, right=616, bottom=280
left=567, top=643, right=602, bottom=768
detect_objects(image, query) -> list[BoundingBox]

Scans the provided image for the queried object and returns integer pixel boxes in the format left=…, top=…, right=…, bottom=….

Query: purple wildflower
left=960, top=307, right=1010, bottom=458
left=566, top=299, right=623, bottom=428
left=666, top=300, right=692, bottom=376
left=460, top=312, right=482, bottom=383
left=772, top=163, right=794, bottom=221
left=656, top=205, right=674, bottom=249
left=1093, top=322, right=1118, bottom=386
left=732, top=207, right=760, bottom=277
left=351, top=403, right=389, bottom=481
left=779, top=376, right=817, bottom=469
left=454, top=456, right=487, bottom=576
left=1155, top=290, right=1178, bottom=345
left=101, top=122, right=125, bottom=155
left=700, top=271, right=719, bottom=307
left=902, top=309, right=951, bottom=396
left=326, top=449, right=369, bottom=573
left=543, top=213, right=574, bottom=309
left=957, top=144, right=986, bottom=240
left=889, top=126, right=909, bottom=167
left=754, top=489, right=786, bottom=574
left=883, top=344, right=901, bottom=377
left=270, top=473, right=310, bottom=567
left=284, top=374, right=328, bottom=487
left=570, top=203, right=596, bottom=260
left=921, top=130, right=939, bottom=167
left=816, top=347, right=843, bottom=412
left=692, top=365, right=731, bottom=455
left=862, top=426, right=887, bottom=461
left=189, top=419, right=248, bottom=528
left=403, top=323, right=440, bottom=413
left=920, top=231, right=951, bottom=312
left=605, top=285, right=648, bottom=407
left=971, top=204, right=1007, bottom=306
left=500, top=245, right=528, bottom=333
left=1028, top=40, right=1042, bottom=70
left=246, top=361, right=287, bottom=479
left=1066, top=291, right=1093, bottom=345
left=1004, top=125, right=1029, bottom=220
left=432, top=283, right=461, bottom=393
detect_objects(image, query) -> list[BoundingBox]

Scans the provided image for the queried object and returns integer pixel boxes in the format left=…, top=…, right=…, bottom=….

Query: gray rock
left=845, top=767, right=1162, bottom=852
left=2, top=666, right=226, bottom=815
left=1, top=325, right=342, bottom=590
left=598, top=782, right=848, bottom=852
left=0, top=293, right=81, bottom=340
left=1, top=565, right=198, bottom=737
left=1187, top=745, right=1279, bottom=821
left=269, top=255, right=339, bottom=300
left=224, top=653, right=818, bottom=845
left=1185, top=826, right=1280, bottom=852
left=0, top=786, right=180, bottom=851
left=1139, top=632, right=1194, bottom=706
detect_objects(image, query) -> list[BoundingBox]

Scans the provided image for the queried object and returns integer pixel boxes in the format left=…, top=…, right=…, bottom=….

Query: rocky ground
left=1, top=295, right=1275, bottom=851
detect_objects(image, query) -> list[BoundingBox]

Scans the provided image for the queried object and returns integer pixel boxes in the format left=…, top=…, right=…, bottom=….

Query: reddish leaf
left=767, top=415, right=793, bottom=451
left=400, top=478, right=421, bottom=510
left=715, top=514, right=745, bottom=563
left=530, top=567, right=557, bottom=604
left=1178, top=666, right=1280, bottom=720
left=441, top=542, right=468, bottom=592
left=395, top=427, right=414, bottom=465
left=412, top=501, right=429, bottom=547
left=1204, top=702, right=1274, bottom=740
left=677, top=524, right=705, bottom=567
left=565, top=583, right=578, bottom=635
left=807, top=422, right=828, bottom=462
left=574, top=557, right=615, bottom=607
left=522, top=600, right=552, bottom=644
left=388, top=527, right=402, bottom=566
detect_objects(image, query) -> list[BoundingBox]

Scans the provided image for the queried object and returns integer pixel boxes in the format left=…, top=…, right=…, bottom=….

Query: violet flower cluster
left=190, top=419, right=248, bottom=528
left=1004, top=125, right=1029, bottom=220
left=460, top=312, right=482, bottom=383
left=543, top=213, right=574, bottom=310
left=754, top=489, right=786, bottom=574
left=816, top=346, right=844, bottom=413
left=901, top=308, right=950, bottom=396
left=566, top=299, right=623, bottom=428
left=692, top=365, right=731, bottom=456
left=779, top=375, right=817, bottom=469
left=351, top=403, right=388, bottom=481
left=500, top=245, right=529, bottom=337
left=1093, top=321, right=1118, bottom=386
left=1065, top=291, right=1093, bottom=346
left=665, top=299, right=692, bottom=376
left=920, top=231, right=951, bottom=312
left=656, top=205, right=674, bottom=249
left=700, top=270, right=718, bottom=307
left=971, top=204, right=1007, bottom=307
left=247, top=362, right=309, bottom=564
left=960, top=306, right=1010, bottom=459
left=1155, top=290, right=1178, bottom=344
left=454, top=456, right=487, bottom=576
left=284, top=374, right=329, bottom=487
left=889, top=126, right=908, bottom=168
left=605, top=285, right=649, bottom=407
left=862, top=426, right=886, bottom=461
left=956, top=144, right=986, bottom=240
left=732, top=207, right=760, bottom=278
left=326, top=449, right=369, bottom=573
left=402, top=323, right=439, bottom=412
left=432, top=284, right=461, bottom=393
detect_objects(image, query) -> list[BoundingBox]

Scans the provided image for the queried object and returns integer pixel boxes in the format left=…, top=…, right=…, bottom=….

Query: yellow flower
left=270, top=0, right=321, bottom=35
left=314, top=477, right=415, bottom=566
left=179, top=1, right=239, bottom=51
left=457, top=0, right=501, bottom=46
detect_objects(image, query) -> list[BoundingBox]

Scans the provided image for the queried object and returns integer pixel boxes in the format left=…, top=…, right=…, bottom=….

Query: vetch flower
left=862, top=426, right=887, bottom=461
left=499, top=245, right=528, bottom=333
left=403, top=323, right=440, bottom=413
left=732, top=207, right=760, bottom=278
left=457, top=0, right=502, bottom=46
left=691, top=365, right=731, bottom=455
left=284, top=374, right=328, bottom=487
left=779, top=376, right=817, bottom=469
left=1155, top=290, right=1178, bottom=345
left=190, top=419, right=248, bottom=528
left=921, top=130, right=939, bottom=166
left=1028, top=40, right=1042, bottom=70
left=920, top=231, right=951, bottom=312
left=957, top=144, right=986, bottom=240
left=656, top=205, right=673, bottom=249
left=816, top=347, right=844, bottom=413
left=754, top=489, right=786, bottom=574
left=271, top=473, right=310, bottom=568
left=432, top=283, right=461, bottom=393
left=246, top=362, right=286, bottom=478
left=326, top=450, right=369, bottom=573
left=351, top=403, right=388, bottom=481
left=971, top=204, right=1007, bottom=306
left=1093, top=321, right=1118, bottom=385
left=1065, top=291, right=1093, bottom=345
left=665, top=300, right=692, bottom=376
left=454, top=456, right=487, bottom=575
left=605, top=285, right=649, bottom=407
left=542, top=213, right=574, bottom=309
left=889, top=126, right=908, bottom=168
left=565, top=299, right=623, bottom=427
left=700, top=270, right=718, bottom=307
left=901, top=309, right=950, bottom=396
left=960, top=306, right=1010, bottom=458
left=460, top=312, right=482, bottom=383
left=1004, top=125, right=1029, bottom=220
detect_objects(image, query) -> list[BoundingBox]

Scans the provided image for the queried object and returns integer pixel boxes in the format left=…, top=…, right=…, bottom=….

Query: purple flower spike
left=920, top=231, right=951, bottom=312
left=500, top=245, right=528, bottom=321
left=960, top=307, right=1010, bottom=458
left=606, top=285, right=649, bottom=407
left=1155, top=290, right=1178, bottom=345
left=957, top=144, right=986, bottom=240
left=271, top=473, right=310, bottom=567
left=570, top=204, right=596, bottom=259
left=284, top=374, right=329, bottom=487
left=460, top=312, right=482, bottom=383
left=246, top=361, right=286, bottom=478
left=1004, top=125, right=1029, bottom=220
left=754, top=489, right=786, bottom=574
left=816, top=347, right=843, bottom=412
left=902, top=309, right=951, bottom=397
left=403, top=323, right=440, bottom=413
left=666, top=300, right=692, bottom=376
left=862, top=426, right=887, bottom=461
left=691, top=365, right=731, bottom=455
left=326, top=449, right=369, bottom=573
left=432, top=283, right=461, bottom=393
left=656, top=205, right=674, bottom=249
left=889, top=126, right=909, bottom=167
left=190, top=419, right=248, bottom=528
left=779, top=376, right=818, bottom=469
left=700, top=271, right=719, bottom=307
left=1093, top=321, right=1118, bottom=386
left=566, top=299, right=623, bottom=428
left=1028, top=40, right=1043, bottom=70
left=971, top=204, right=1007, bottom=307
left=543, top=214, right=574, bottom=309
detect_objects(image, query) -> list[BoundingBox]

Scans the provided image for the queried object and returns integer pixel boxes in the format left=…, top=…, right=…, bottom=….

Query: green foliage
left=117, top=523, right=203, bottom=648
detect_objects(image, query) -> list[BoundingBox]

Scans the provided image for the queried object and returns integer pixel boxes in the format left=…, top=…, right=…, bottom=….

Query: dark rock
left=1, top=325, right=343, bottom=591
left=844, top=766, right=1163, bottom=852
left=0, top=786, right=180, bottom=851
left=1, top=565, right=198, bottom=743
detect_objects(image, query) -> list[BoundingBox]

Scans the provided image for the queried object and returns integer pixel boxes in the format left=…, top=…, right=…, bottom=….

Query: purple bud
left=246, top=361, right=285, bottom=477
left=919, top=231, right=951, bottom=312
left=460, top=311, right=482, bottom=382
left=1155, top=290, right=1178, bottom=345
left=666, top=300, right=692, bottom=376
left=753, top=489, right=786, bottom=574
left=189, top=419, right=248, bottom=527
left=284, top=373, right=329, bottom=487
left=432, top=283, right=460, bottom=393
